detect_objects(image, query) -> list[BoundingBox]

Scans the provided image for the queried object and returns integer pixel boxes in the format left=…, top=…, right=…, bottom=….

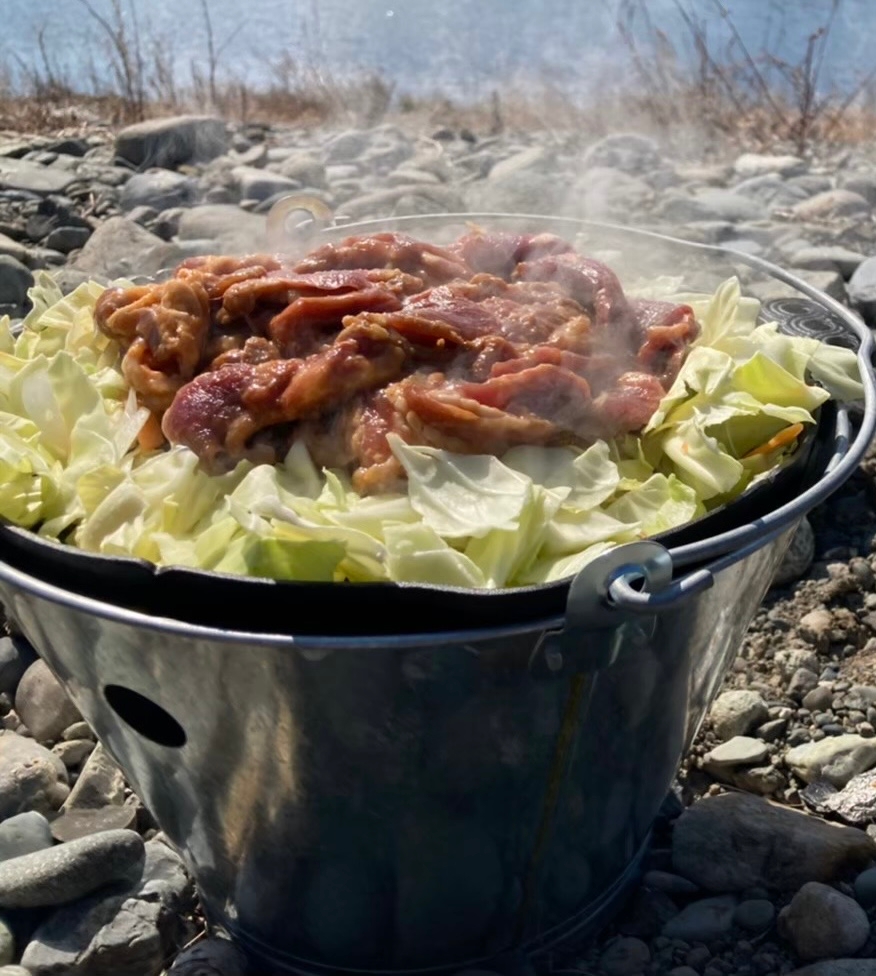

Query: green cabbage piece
left=0, top=270, right=862, bottom=589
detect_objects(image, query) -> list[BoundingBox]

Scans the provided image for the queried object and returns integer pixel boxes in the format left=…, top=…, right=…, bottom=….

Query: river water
left=2, top=0, right=873, bottom=100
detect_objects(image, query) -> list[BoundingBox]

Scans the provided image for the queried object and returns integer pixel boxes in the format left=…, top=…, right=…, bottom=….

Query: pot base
left=218, top=832, right=650, bottom=976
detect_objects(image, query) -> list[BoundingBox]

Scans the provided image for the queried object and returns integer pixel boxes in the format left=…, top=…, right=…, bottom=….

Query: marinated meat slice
left=98, top=231, right=702, bottom=491
left=595, top=371, right=667, bottom=435
left=222, top=267, right=418, bottom=319
left=489, top=345, right=591, bottom=379
left=466, top=335, right=522, bottom=380
left=515, top=252, right=634, bottom=331
left=175, top=255, right=283, bottom=299
left=294, top=232, right=470, bottom=286
left=162, top=321, right=409, bottom=467
left=452, top=231, right=574, bottom=278
left=460, top=364, right=596, bottom=437
left=634, top=301, right=699, bottom=386
left=267, top=287, right=404, bottom=358
left=95, top=285, right=161, bottom=346
left=211, top=336, right=281, bottom=369
left=390, top=374, right=559, bottom=456
left=361, top=288, right=501, bottom=353
left=349, top=391, right=414, bottom=493
left=114, top=280, right=212, bottom=415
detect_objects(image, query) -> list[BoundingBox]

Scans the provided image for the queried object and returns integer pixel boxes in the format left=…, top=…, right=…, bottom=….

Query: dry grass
left=1, top=0, right=875, bottom=152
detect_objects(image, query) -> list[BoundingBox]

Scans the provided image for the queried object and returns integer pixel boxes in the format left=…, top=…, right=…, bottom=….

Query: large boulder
left=672, top=792, right=876, bottom=891
left=115, top=116, right=228, bottom=170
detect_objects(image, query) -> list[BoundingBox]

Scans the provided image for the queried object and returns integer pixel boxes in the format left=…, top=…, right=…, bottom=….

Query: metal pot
left=0, top=217, right=872, bottom=974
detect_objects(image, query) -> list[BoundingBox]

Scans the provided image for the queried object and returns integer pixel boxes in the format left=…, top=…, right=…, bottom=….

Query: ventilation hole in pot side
left=103, top=685, right=187, bottom=748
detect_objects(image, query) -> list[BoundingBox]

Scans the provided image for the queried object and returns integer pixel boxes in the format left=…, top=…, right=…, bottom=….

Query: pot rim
left=0, top=214, right=872, bottom=644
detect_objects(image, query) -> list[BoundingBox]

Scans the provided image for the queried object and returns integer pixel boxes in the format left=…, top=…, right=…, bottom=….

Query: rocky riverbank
left=0, top=114, right=874, bottom=975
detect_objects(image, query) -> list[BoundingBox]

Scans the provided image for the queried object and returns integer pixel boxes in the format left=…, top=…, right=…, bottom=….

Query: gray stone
left=786, top=734, right=876, bottom=787
left=731, top=173, right=809, bottom=208
left=733, top=898, right=775, bottom=931
left=50, top=267, right=93, bottom=295
left=722, top=764, right=787, bottom=796
left=488, top=146, right=550, bottom=182
left=819, top=769, right=876, bottom=824
left=70, top=217, right=166, bottom=280
left=569, top=166, right=652, bottom=220
left=778, top=881, right=869, bottom=961
left=787, top=174, right=833, bottom=195
left=115, top=115, right=228, bottom=169
left=60, top=722, right=93, bottom=742
left=466, top=171, right=562, bottom=216
left=786, top=962, right=876, bottom=976
left=581, top=133, right=661, bottom=174
left=15, top=660, right=81, bottom=744
left=43, top=225, right=91, bottom=253
left=789, top=246, right=867, bottom=279
left=674, top=219, right=735, bottom=244
left=709, top=689, right=769, bottom=741
left=734, top=153, right=806, bottom=179
left=50, top=804, right=137, bottom=843
left=642, top=870, right=699, bottom=895
left=169, top=937, right=247, bottom=974
left=176, top=204, right=265, bottom=253
left=339, top=184, right=463, bottom=221
left=0, top=639, right=35, bottom=698
left=598, top=935, right=650, bottom=976
left=22, top=890, right=162, bottom=976
left=773, top=518, right=815, bottom=586
left=0, top=732, right=69, bottom=818
left=662, top=895, right=737, bottom=941
left=0, top=158, right=75, bottom=195
left=134, top=839, right=195, bottom=912
left=693, top=189, right=763, bottom=222
left=757, top=718, right=788, bottom=742
left=853, top=865, right=876, bottom=907
left=672, top=792, right=875, bottom=892
left=323, top=130, right=370, bottom=165
left=788, top=667, right=820, bottom=699
left=51, top=739, right=94, bottom=768
left=0, top=256, right=32, bottom=307
left=803, top=685, right=834, bottom=712
left=0, top=829, right=143, bottom=908
left=0, top=919, right=14, bottom=967
left=749, top=269, right=847, bottom=304
left=277, top=151, right=327, bottom=188
left=0, top=968, right=31, bottom=976
left=839, top=172, right=876, bottom=205
left=704, top=736, right=769, bottom=768
left=0, top=812, right=52, bottom=862
left=849, top=255, right=876, bottom=325
left=120, top=170, right=196, bottom=212
left=232, top=166, right=300, bottom=202
left=792, top=189, right=871, bottom=220
left=0, top=234, right=31, bottom=266
left=62, top=744, right=127, bottom=811
left=799, top=608, right=832, bottom=647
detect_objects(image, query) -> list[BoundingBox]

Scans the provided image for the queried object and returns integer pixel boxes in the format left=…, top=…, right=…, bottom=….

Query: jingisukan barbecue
left=0, top=229, right=862, bottom=588
left=93, top=231, right=699, bottom=495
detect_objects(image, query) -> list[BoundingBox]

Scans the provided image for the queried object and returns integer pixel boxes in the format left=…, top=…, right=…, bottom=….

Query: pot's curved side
left=0, top=524, right=793, bottom=973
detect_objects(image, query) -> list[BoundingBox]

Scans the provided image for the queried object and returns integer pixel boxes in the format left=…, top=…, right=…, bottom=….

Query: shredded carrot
left=743, top=423, right=804, bottom=459
left=137, top=413, right=166, bottom=453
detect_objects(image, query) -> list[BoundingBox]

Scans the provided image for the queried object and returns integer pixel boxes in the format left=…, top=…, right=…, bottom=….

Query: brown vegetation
left=0, top=0, right=873, bottom=152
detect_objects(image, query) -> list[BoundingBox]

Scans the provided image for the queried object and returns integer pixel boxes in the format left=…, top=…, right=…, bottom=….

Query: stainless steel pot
left=0, top=217, right=872, bottom=974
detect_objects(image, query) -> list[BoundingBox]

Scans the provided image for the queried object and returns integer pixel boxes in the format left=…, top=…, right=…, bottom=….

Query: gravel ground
left=0, top=116, right=874, bottom=974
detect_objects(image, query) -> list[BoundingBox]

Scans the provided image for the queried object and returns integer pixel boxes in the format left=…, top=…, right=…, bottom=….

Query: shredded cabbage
left=0, top=271, right=862, bottom=588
